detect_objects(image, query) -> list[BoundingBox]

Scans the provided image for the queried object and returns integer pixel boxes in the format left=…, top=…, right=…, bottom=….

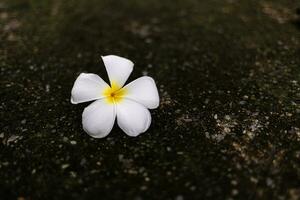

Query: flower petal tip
left=70, top=97, right=77, bottom=104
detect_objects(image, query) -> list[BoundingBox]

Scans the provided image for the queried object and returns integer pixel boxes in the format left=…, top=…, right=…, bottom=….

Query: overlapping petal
left=82, top=99, right=116, bottom=138
left=101, top=55, right=133, bottom=88
left=116, top=99, right=151, bottom=136
left=71, top=73, right=109, bottom=104
left=123, top=76, right=159, bottom=109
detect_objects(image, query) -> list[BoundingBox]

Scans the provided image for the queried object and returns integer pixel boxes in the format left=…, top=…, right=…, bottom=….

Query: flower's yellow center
left=103, top=81, right=127, bottom=104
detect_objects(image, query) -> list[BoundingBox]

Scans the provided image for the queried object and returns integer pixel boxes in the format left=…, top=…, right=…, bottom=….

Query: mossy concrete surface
left=1, top=0, right=300, bottom=199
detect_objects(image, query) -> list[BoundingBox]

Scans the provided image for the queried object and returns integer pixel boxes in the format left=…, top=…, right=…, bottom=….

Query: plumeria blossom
left=71, top=55, right=159, bottom=138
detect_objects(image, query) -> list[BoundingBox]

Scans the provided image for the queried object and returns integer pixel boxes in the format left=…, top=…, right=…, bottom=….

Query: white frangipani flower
left=71, top=55, right=159, bottom=138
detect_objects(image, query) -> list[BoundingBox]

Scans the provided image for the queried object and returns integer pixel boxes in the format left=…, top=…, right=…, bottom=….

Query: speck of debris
left=175, top=195, right=184, bottom=200
left=61, top=164, right=70, bottom=169
left=70, top=140, right=77, bottom=145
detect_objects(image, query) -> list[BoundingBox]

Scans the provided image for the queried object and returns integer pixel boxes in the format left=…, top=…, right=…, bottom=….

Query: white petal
left=71, top=73, right=109, bottom=104
left=101, top=55, right=133, bottom=87
left=116, top=99, right=151, bottom=137
left=123, top=76, right=159, bottom=109
left=82, top=99, right=116, bottom=138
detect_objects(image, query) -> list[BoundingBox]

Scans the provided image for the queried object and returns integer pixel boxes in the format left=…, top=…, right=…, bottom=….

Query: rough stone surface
left=1, top=0, right=300, bottom=199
